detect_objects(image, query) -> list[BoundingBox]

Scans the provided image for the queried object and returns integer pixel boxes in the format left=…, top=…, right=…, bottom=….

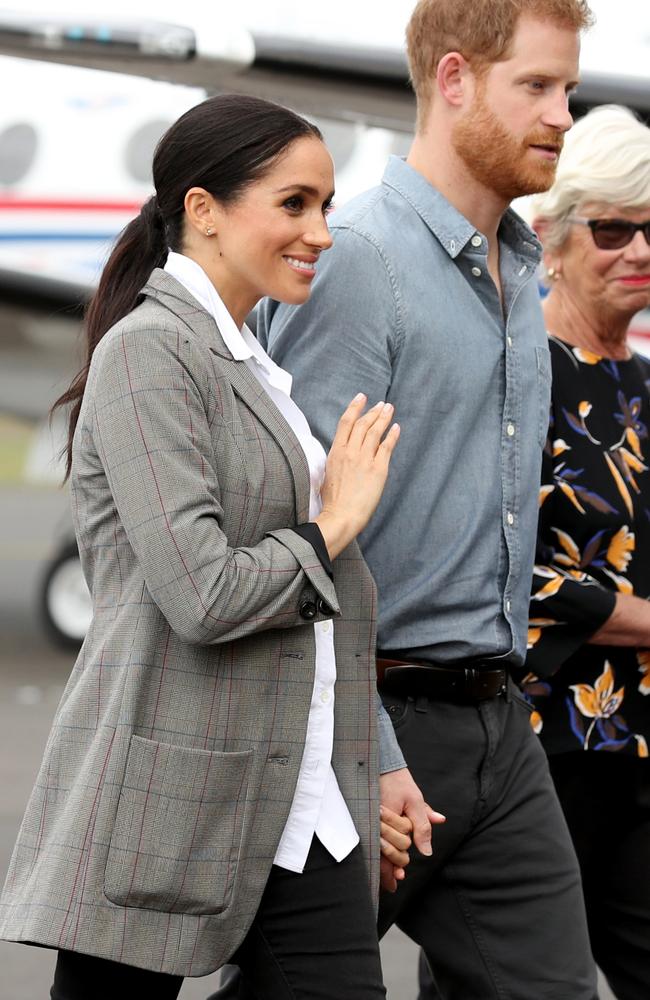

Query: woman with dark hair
left=0, top=93, right=415, bottom=1000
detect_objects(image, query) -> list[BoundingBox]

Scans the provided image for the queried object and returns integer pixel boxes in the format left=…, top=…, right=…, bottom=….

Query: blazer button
left=299, top=599, right=317, bottom=620
left=317, top=598, right=332, bottom=615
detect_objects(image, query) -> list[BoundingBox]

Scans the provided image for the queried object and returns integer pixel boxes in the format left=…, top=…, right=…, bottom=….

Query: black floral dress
left=519, top=336, right=650, bottom=757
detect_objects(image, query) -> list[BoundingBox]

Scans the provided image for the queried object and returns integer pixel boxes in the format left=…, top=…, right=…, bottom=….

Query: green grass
left=0, top=414, right=35, bottom=485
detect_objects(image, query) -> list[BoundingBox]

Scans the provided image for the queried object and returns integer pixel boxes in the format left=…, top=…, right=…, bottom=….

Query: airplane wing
left=0, top=0, right=648, bottom=314
left=0, top=5, right=254, bottom=85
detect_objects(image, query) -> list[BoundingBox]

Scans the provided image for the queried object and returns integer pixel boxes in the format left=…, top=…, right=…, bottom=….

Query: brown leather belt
left=377, top=657, right=508, bottom=702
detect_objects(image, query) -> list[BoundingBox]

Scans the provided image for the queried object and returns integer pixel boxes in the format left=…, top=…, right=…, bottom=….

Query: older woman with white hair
left=513, top=104, right=650, bottom=1000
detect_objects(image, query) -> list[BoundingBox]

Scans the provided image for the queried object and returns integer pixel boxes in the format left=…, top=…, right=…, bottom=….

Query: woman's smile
left=284, top=254, right=318, bottom=276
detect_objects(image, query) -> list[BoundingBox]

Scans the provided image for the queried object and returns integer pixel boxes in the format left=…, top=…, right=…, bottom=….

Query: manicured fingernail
left=372, top=400, right=384, bottom=409
left=422, top=845, right=433, bottom=856
left=383, top=403, right=393, bottom=413
left=353, top=392, right=366, bottom=402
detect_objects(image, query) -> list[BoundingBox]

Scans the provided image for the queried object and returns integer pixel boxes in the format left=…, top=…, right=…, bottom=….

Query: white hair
left=529, top=105, right=650, bottom=249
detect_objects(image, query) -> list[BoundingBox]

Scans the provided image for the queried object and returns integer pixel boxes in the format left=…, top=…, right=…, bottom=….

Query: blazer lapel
left=141, top=269, right=312, bottom=523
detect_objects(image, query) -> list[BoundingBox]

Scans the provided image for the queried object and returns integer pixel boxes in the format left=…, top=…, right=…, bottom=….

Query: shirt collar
left=163, top=252, right=292, bottom=395
left=381, top=156, right=541, bottom=265
left=164, top=251, right=252, bottom=362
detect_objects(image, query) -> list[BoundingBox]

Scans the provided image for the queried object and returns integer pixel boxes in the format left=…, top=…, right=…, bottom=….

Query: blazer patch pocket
left=104, top=735, right=253, bottom=915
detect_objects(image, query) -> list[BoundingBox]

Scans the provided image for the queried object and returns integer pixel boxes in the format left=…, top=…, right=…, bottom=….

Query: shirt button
left=471, top=266, right=482, bottom=277
left=320, top=690, right=330, bottom=703
left=507, top=511, right=514, bottom=525
left=320, top=620, right=331, bottom=633
left=507, top=335, right=513, bottom=347
left=506, top=600, right=511, bottom=613
left=471, top=235, right=482, bottom=247
left=506, top=423, right=515, bottom=437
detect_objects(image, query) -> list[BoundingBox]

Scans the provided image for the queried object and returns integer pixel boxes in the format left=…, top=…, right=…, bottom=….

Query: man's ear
left=436, top=52, right=470, bottom=108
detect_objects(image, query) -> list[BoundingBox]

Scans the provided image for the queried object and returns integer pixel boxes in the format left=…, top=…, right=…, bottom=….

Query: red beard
left=452, top=91, right=564, bottom=201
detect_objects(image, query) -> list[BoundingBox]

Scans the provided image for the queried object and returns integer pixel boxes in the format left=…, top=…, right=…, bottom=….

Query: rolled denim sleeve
left=377, top=692, right=406, bottom=773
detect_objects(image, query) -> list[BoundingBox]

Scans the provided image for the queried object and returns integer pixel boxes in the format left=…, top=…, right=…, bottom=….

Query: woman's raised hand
left=315, top=393, right=400, bottom=560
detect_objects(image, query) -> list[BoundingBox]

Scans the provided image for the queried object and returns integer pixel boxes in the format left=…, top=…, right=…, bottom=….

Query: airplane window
left=0, top=123, right=38, bottom=185
left=125, top=120, right=173, bottom=184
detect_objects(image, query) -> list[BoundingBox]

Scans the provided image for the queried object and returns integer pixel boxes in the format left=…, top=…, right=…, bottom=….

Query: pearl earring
left=205, top=227, right=214, bottom=236
left=547, top=266, right=560, bottom=281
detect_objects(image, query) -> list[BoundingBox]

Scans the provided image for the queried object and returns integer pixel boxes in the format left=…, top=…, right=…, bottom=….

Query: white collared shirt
left=164, top=252, right=359, bottom=873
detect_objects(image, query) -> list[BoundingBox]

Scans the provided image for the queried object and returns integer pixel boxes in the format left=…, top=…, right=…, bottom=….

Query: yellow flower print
left=626, top=426, right=644, bottom=461
left=557, top=480, right=586, bottom=514
left=532, top=567, right=565, bottom=600
left=549, top=528, right=591, bottom=580
left=638, top=651, right=650, bottom=695
left=601, top=568, right=634, bottom=595
left=635, top=735, right=649, bottom=758
left=617, top=447, right=648, bottom=493
left=530, top=710, right=543, bottom=734
left=539, top=484, right=555, bottom=507
left=604, top=452, right=634, bottom=518
left=573, top=348, right=602, bottom=364
left=552, top=439, right=571, bottom=457
left=527, top=618, right=556, bottom=649
left=606, top=526, right=635, bottom=573
left=552, top=527, right=581, bottom=567
left=570, top=661, right=625, bottom=749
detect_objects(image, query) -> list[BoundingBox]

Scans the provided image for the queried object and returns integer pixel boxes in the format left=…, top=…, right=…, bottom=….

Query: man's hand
left=380, top=767, right=445, bottom=865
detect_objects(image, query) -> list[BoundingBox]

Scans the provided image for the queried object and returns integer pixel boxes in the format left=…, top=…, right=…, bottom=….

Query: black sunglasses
left=570, top=215, right=650, bottom=250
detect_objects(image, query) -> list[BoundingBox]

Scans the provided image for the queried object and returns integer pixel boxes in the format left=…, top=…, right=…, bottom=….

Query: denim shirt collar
left=381, top=155, right=542, bottom=266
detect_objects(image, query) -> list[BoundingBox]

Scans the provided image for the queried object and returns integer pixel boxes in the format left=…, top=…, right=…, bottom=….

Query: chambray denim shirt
left=258, top=156, right=551, bottom=770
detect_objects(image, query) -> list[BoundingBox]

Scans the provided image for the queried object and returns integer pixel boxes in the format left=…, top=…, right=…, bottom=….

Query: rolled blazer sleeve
left=89, top=322, right=339, bottom=645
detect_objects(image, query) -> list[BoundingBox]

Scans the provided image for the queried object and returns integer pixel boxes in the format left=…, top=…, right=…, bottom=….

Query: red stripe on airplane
left=0, top=199, right=143, bottom=212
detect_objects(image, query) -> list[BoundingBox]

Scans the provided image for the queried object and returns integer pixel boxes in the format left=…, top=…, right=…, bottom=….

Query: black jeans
left=380, top=683, right=597, bottom=1000
left=50, top=838, right=385, bottom=1000
left=418, top=749, right=650, bottom=1000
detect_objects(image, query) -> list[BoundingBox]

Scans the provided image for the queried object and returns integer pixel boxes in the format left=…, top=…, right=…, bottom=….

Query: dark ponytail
left=53, top=94, right=322, bottom=479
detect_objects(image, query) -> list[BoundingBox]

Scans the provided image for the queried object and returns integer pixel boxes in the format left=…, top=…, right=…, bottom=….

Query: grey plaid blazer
left=0, top=270, right=379, bottom=976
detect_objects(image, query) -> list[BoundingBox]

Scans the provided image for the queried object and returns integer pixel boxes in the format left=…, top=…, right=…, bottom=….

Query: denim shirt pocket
left=535, top=345, right=552, bottom=449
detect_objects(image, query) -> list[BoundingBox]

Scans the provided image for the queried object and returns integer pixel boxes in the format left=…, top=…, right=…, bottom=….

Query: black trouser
left=418, top=750, right=650, bottom=1000
left=379, top=682, right=597, bottom=1000
left=50, top=838, right=385, bottom=1000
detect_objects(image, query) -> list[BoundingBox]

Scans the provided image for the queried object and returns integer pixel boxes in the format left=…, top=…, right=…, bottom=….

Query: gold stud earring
left=547, top=266, right=560, bottom=281
left=205, top=227, right=214, bottom=236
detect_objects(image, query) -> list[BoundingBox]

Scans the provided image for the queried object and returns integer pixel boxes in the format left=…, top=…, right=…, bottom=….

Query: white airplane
left=0, top=1, right=647, bottom=334
left=1, top=1, right=648, bottom=646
